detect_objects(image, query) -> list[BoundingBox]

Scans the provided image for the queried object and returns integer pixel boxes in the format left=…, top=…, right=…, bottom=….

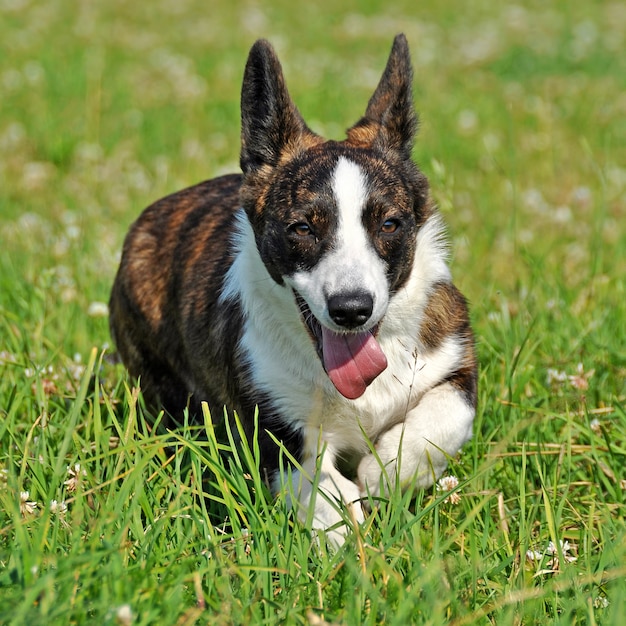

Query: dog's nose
left=328, top=292, right=374, bottom=329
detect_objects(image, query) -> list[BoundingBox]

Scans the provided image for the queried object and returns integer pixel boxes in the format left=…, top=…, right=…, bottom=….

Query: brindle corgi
left=109, top=35, right=477, bottom=543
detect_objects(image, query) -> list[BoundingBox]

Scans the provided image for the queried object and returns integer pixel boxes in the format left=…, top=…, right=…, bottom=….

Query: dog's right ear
left=240, top=40, right=319, bottom=175
left=347, top=34, right=417, bottom=159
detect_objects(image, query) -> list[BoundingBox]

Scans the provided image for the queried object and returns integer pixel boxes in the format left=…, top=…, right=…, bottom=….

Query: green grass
left=1, top=0, right=626, bottom=623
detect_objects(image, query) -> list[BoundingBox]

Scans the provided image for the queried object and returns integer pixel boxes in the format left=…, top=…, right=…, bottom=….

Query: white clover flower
left=437, top=475, right=459, bottom=491
left=436, top=475, right=461, bottom=505
left=88, top=301, right=109, bottom=318
left=546, top=539, right=577, bottom=563
left=115, top=603, right=133, bottom=625
left=593, top=595, right=609, bottom=609
left=522, top=188, right=549, bottom=213
left=546, top=368, right=567, bottom=385
left=569, top=363, right=594, bottom=391
left=20, top=491, right=38, bottom=516
left=0, top=351, right=17, bottom=364
left=67, top=360, right=86, bottom=382
left=525, top=549, right=543, bottom=562
left=527, top=538, right=577, bottom=573
left=457, top=109, right=478, bottom=134
left=64, top=463, right=87, bottom=493
left=50, top=499, right=68, bottom=516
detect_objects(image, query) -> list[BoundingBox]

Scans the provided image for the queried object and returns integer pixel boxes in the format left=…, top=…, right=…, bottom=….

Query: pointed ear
left=347, top=34, right=417, bottom=158
left=240, top=40, right=318, bottom=175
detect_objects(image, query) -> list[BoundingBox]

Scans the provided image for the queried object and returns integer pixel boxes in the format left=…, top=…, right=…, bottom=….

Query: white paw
left=317, top=498, right=366, bottom=548
left=284, top=461, right=366, bottom=546
left=357, top=426, right=449, bottom=498
left=357, top=451, right=391, bottom=498
left=358, top=384, right=475, bottom=498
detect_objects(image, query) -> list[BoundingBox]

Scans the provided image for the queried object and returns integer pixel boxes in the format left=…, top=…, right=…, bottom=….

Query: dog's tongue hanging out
left=321, top=328, right=388, bottom=399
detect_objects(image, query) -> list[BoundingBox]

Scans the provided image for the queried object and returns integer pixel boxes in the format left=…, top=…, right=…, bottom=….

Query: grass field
left=1, top=0, right=626, bottom=623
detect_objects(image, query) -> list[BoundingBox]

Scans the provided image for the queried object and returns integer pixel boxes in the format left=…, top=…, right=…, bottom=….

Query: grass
left=1, top=0, right=625, bottom=623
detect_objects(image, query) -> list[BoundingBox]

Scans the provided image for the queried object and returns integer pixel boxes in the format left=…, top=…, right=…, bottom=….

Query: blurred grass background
left=1, top=0, right=626, bottom=624
left=2, top=0, right=625, bottom=355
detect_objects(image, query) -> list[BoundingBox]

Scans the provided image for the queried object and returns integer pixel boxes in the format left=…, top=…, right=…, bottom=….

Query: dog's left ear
left=240, top=40, right=319, bottom=175
left=347, top=34, right=417, bottom=159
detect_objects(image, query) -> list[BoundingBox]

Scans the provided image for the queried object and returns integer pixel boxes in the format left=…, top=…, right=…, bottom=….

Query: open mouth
left=295, top=294, right=388, bottom=399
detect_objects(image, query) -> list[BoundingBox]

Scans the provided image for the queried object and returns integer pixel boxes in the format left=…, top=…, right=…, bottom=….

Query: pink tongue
left=322, top=328, right=388, bottom=399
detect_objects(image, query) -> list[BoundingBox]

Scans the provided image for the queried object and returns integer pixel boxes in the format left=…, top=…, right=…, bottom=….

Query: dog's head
left=239, top=35, right=432, bottom=399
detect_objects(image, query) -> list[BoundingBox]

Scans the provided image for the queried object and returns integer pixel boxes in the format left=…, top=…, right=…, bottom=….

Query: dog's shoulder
left=110, top=172, right=244, bottom=349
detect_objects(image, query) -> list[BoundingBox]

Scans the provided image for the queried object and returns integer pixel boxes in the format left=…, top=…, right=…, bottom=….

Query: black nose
left=327, top=292, right=374, bottom=329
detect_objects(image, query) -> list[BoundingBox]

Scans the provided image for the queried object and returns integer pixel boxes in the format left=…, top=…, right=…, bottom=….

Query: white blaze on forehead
left=331, top=157, right=369, bottom=243
left=327, top=156, right=384, bottom=294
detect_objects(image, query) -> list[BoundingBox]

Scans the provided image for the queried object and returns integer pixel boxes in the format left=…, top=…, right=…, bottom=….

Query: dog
left=109, top=34, right=477, bottom=543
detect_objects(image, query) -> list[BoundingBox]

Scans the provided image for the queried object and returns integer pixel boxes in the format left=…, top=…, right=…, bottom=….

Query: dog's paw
left=286, top=462, right=366, bottom=545
left=357, top=452, right=388, bottom=499
left=357, top=422, right=451, bottom=499
left=318, top=499, right=366, bottom=549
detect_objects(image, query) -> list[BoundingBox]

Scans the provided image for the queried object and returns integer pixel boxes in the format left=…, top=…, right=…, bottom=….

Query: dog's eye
left=380, top=218, right=400, bottom=234
left=290, top=222, right=313, bottom=237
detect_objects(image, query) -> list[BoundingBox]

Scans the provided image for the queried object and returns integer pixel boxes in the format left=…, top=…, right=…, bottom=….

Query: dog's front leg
left=357, top=382, right=475, bottom=498
left=282, top=442, right=365, bottom=546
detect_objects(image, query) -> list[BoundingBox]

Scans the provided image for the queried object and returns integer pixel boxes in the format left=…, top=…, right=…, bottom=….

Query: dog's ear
left=240, top=40, right=318, bottom=175
left=347, top=34, right=417, bottom=158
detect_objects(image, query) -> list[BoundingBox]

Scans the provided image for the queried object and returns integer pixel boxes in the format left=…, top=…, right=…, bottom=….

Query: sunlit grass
left=2, top=0, right=626, bottom=623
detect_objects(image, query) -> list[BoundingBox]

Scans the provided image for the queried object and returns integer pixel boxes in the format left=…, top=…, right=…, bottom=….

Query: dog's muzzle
left=295, top=293, right=388, bottom=399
